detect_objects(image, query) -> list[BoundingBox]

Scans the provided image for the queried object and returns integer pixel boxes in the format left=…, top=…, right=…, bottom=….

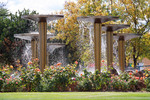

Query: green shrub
left=42, top=63, right=77, bottom=91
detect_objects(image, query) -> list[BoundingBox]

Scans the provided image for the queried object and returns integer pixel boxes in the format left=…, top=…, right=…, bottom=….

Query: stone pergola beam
left=77, top=16, right=119, bottom=72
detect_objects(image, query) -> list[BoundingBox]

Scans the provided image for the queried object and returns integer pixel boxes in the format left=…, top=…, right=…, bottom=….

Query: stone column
left=94, top=23, right=102, bottom=72
left=118, top=36, right=125, bottom=72
left=31, top=38, right=38, bottom=59
left=106, top=30, right=113, bottom=71
left=38, top=18, right=47, bottom=73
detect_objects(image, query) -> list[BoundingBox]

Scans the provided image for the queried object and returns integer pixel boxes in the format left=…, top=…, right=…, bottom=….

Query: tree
left=0, top=8, right=38, bottom=65
left=112, top=0, right=150, bottom=67
left=55, top=0, right=113, bottom=65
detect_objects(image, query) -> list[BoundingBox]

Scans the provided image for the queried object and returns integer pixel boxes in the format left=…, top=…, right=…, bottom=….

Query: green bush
left=0, top=60, right=149, bottom=92
left=42, top=63, right=77, bottom=91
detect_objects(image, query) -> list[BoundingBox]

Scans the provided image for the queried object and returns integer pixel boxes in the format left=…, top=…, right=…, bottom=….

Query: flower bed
left=0, top=59, right=150, bottom=92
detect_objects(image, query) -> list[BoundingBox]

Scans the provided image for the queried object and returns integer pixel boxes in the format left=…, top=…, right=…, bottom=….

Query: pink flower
left=35, top=68, right=40, bottom=72
left=7, top=82, right=9, bottom=84
left=111, top=77, right=113, bottom=79
left=73, top=77, right=76, bottom=81
left=6, top=78, right=10, bottom=81
left=75, top=61, right=78, bottom=65
left=135, top=70, right=138, bottom=73
left=16, top=82, right=18, bottom=84
left=57, top=63, right=62, bottom=66
left=0, top=78, right=2, bottom=80
left=135, top=77, right=139, bottom=80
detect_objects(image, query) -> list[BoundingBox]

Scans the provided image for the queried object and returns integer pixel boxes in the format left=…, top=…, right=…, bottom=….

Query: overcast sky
left=1, top=0, right=76, bottom=14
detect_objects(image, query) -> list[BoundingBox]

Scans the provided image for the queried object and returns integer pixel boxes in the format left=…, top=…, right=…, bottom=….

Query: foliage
left=0, top=7, right=38, bottom=65
left=19, top=58, right=42, bottom=92
left=144, top=70, right=150, bottom=91
left=55, top=0, right=113, bottom=65
left=112, top=0, right=150, bottom=67
left=0, top=60, right=149, bottom=92
left=55, top=0, right=150, bottom=67
left=42, top=63, right=77, bottom=91
left=110, top=75, right=128, bottom=91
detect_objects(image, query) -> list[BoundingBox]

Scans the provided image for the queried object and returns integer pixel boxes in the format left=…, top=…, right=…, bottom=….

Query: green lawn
left=0, top=92, right=150, bottom=100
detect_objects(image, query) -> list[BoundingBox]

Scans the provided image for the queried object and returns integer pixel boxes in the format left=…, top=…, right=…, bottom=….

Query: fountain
left=77, top=16, right=119, bottom=72
left=14, top=32, right=66, bottom=66
left=14, top=32, right=56, bottom=59
left=77, top=16, right=141, bottom=73
left=102, top=24, right=130, bottom=72
left=21, top=15, right=64, bottom=73
left=113, top=33, right=141, bottom=72
left=15, top=14, right=140, bottom=73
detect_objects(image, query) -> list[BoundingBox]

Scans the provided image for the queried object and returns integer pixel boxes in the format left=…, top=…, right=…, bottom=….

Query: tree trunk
left=133, top=46, right=137, bottom=69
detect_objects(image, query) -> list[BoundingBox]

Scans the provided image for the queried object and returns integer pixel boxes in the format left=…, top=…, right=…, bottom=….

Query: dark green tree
left=0, top=7, right=38, bottom=65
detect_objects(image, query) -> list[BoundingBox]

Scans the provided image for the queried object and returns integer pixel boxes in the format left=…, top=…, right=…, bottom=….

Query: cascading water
left=47, top=44, right=67, bottom=66
left=87, top=25, right=95, bottom=73
left=101, top=34, right=107, bottom=72
left=21, top=41, right=66, bottom=66
left=22, top=43, right=32, bottom=65
left=113, top=40, right=121, bottom=74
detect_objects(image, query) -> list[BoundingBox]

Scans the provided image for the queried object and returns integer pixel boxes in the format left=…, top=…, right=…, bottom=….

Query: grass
left=0, top=92, right=150, bottom=100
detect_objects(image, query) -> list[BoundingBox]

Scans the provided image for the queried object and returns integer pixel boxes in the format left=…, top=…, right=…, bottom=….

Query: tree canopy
left=55, top=0, right=150, bottom=66
left=0, top=6, right=38, bottom=65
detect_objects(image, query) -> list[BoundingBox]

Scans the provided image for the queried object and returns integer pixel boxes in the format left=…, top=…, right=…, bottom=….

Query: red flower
left=60, top=70, right=63, bottom=72
left=135, top=77, right=139, bottom=80
left=102, top=60, right=105, bottom=63
left=34, top=58, right=39, bottom=61
left=135, top=70, right=138, bottom=73
left=50, top=66, right=54, bottom=69
left=28, top=61, right=32, bottom=65
left=35, top=68, right=40, bottom=72
left=57, top=63, right=62, bottom=66
left=6, top=78, right=10, bottom=81
left=73, top=77, right=76, bottom=81
left=129, top=72, right=132, bottom=75
left=75, top=61, right=78, bottom=65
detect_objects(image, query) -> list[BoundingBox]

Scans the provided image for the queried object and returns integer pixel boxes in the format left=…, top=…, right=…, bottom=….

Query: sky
left=1, top=0, right=76, bottom=14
